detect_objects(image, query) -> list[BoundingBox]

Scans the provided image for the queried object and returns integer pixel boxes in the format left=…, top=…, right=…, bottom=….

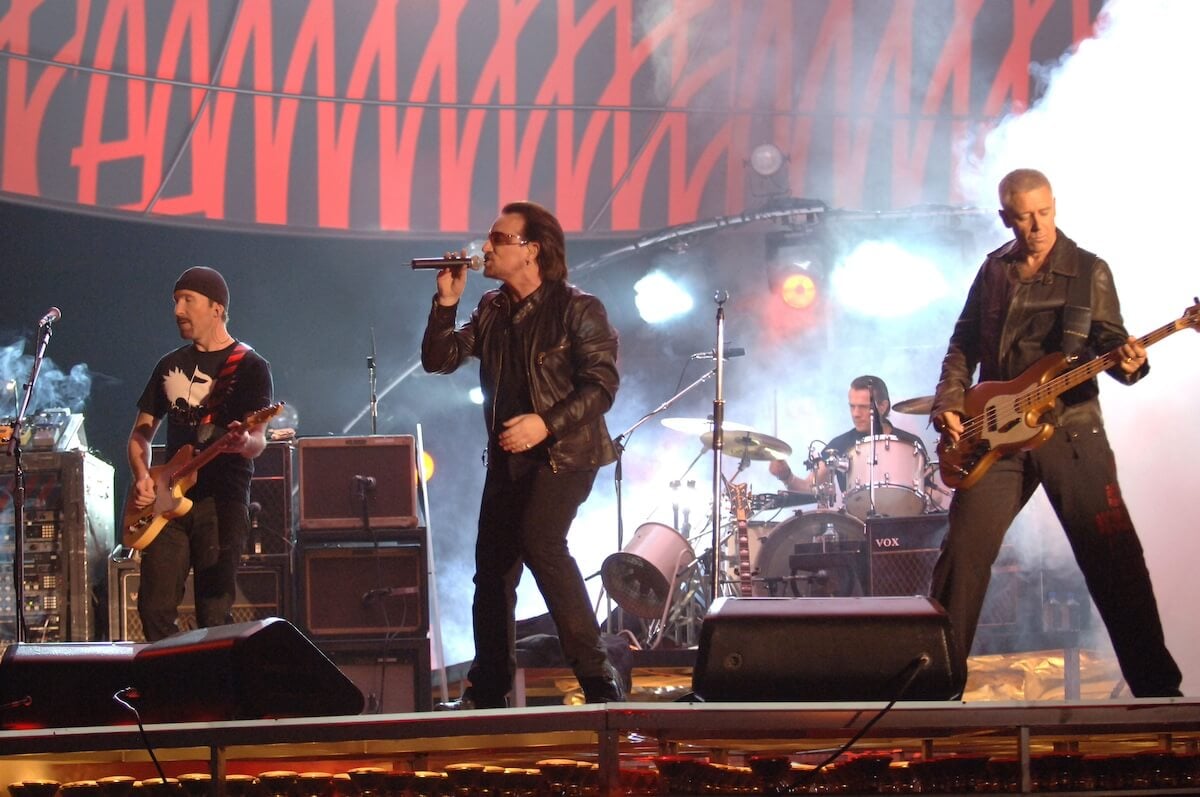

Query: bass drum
left=751, top=511, right=866, bottom=597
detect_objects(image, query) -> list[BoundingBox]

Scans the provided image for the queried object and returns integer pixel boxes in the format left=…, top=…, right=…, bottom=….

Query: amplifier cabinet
left=319, top=638, right=432, bottom=713
left=300, top=536, right=427, bottom=639
left=298, top=436, right=419, bottom=533
left=108, top=555, right=289, bottom=642
left=866, top=512, right=1020, bottom=630
left=1, top=451, right=114, bottom=642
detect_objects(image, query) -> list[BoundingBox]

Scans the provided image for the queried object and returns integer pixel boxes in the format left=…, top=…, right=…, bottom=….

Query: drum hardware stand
left=609, top=367, right=717, bottom=633
left=7, top=312, right=59, bottom=643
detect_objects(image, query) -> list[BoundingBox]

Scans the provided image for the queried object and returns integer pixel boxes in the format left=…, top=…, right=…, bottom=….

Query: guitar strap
left=1061, top=250, right=1097, bottom=356
left=199, top=342, right=252, bottom=426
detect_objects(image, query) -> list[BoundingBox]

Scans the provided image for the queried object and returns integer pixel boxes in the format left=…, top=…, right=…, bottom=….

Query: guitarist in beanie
left=126, top=266, right=273, bottom=641
left=929, top=169, right=1182, bottom=698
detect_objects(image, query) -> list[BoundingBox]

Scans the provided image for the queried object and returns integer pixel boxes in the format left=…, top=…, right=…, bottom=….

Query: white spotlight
left=830, top=241, right=948, bottom=318
left=468, top=387, right=484, bottom=405
left=634, top=271, right=694, bottom=324
left=749, top=143, right=785, bottom=177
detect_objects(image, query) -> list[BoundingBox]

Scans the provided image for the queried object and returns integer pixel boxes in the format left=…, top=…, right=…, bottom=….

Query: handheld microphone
left=411, top=255, right=483, bottom=271
left=690, top=346, right=746, bottom=360
left=38, top=307, right=61, bottom=327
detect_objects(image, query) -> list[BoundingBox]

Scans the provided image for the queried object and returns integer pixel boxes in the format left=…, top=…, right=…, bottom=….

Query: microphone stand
left=610, top=367, right=718, bottom=633
left=866, top=380, right=879, bottom=519
left=709, top=291, right=729, bottom=606
left=8, top=321, right=56, bottom=643
left=368, top=328, right=379, bottom=435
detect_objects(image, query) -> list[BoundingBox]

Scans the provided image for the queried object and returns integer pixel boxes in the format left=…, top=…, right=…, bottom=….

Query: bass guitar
left=938, top=301, right=1199, bottom=490
left=122, top=403, right=284, bottom=550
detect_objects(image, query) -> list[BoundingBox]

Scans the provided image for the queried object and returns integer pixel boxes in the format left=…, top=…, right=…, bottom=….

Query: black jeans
left=930, top=420, right=1181, bottom=697
left=137, top=496, right=248, bottom=641
left=466, top=464, right=610, bottom=701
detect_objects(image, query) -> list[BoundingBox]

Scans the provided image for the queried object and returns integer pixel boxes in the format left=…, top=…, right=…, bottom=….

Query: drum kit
left=600, top=395, right=953, bottom=633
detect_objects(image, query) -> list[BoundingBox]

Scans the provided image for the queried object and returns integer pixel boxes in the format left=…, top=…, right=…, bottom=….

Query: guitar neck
left=170, top=438, right=231, bottom=484
left=1019, top=316, right=1190, bottom=410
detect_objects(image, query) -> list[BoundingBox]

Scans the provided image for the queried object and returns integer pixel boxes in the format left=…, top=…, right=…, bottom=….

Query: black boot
left=434, top=689, right=508, bottom=711
left=579, top=666, right=626, bottom=703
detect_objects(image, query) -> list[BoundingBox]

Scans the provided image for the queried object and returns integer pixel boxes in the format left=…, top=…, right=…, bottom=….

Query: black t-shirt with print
left=137, top=341, right=273, bottom=503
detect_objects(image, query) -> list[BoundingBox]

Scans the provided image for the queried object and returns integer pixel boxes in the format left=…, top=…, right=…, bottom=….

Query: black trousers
left=466, top=464, right=611, bottom=701
left=930, top=420, right=1181, bottom=697
left=137, top=496, right=248, bottom=642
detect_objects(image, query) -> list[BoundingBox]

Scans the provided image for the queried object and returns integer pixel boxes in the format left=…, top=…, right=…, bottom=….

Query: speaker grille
left=112, top=559, right=286, bottom=642
left=301, top=539, right=427, bottom=638
left=298, top=436, right=419, bottom=531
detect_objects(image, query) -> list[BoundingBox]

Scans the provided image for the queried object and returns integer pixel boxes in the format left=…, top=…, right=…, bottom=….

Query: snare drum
left=843, top=434, right=927, bottom=520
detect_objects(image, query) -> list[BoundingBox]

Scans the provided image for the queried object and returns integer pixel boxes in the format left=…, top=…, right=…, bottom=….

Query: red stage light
left=780, top=272, right=818, bottom=310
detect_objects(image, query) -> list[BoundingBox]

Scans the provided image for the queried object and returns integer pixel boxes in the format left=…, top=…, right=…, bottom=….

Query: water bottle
left=1043, top=591, right=1062, bottom=632
left=1065, top=592, right=1083, bottom=631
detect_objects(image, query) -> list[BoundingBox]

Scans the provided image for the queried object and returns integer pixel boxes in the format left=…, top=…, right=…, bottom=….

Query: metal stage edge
left=1, top=699, right=1198, bottom=795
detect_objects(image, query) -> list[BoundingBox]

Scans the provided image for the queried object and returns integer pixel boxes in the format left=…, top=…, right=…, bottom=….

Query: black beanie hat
left=174, top=266, right=230, bottom=309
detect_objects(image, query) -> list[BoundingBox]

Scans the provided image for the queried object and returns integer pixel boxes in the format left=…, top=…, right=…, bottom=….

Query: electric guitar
left=122, top=403, right=284, bottom=550
left=938, top=301, right=1200, bottom=490
left=730, top=482, right=754, bottom=597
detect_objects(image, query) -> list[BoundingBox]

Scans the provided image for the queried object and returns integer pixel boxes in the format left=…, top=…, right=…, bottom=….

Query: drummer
left=768, top=375, right=924, bottom=499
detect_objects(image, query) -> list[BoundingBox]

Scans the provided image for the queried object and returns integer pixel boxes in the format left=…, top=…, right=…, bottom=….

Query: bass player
left=929, top=168, right=1182, bottom=698
left=126, top=266, right=273, bottom=641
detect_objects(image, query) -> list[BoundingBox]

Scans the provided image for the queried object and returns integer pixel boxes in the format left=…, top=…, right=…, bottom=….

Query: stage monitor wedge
left=1, top=618, right=365, bottom=728
left=135, top=617, right=365, bottom=722
left=692, top=596, right=963, bottom=702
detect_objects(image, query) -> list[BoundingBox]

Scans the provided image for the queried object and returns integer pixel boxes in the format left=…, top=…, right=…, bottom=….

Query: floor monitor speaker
left=692, top=596, right=963, bottom=702
left=0, top=642, right=142, bottom=729
left=134, top=617, right=364, bottom=722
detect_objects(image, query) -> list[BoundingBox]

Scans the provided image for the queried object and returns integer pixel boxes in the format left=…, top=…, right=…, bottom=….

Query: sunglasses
left=487, top=230, right=530, bottom=247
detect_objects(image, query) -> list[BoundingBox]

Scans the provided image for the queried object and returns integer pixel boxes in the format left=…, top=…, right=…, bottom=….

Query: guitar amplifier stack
left=112, top=437, right=431, bottom=710
left=295, top=435, right=430, bottom=712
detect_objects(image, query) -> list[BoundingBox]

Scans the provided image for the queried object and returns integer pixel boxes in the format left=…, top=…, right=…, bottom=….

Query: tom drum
left=843, top=435, right=927, bottom=520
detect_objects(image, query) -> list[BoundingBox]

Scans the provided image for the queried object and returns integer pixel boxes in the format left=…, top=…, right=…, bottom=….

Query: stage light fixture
left=634, top=270, right=694, bottom=324
left=468, top=387, right=484, bottom=405
left=421, top=451, right=436, bottom=481
left=766, top=230, right=826, bottom=312
left=749, top=143, right=785, bottom=177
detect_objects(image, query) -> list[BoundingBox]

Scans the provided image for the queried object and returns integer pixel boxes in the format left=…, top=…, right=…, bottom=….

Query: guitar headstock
left=728, top=482, right=751, bottom=520
left=1187, top=297, right=1200, bottom=332
left=244, top=402, right=285, bottom=427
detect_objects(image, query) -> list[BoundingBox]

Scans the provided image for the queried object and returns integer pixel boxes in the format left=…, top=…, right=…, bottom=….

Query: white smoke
left=957, top=0, right=1200, bottom=694
left=0, top=339, right=93, bottom=416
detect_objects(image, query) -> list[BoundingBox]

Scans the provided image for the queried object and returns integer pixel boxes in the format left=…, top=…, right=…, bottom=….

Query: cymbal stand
left=610, top=368, right=716, bottom=633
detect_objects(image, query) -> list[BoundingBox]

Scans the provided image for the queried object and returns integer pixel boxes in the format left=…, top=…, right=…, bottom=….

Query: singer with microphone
left=421, top=201, right=625, bottom=709
left=126, top=266, right=273, bottom=641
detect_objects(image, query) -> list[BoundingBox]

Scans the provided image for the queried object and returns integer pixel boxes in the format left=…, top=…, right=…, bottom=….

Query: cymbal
left=893, top=395, right=935, bottom=415
left=661, top=417, right=756, bottom=435
left=700, top=428, right=792, bottom=461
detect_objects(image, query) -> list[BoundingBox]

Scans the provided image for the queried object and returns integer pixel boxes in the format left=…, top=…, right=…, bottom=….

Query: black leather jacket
left=422, top=280, right=619, bottom=472
left=931, top=231, right=1145, bottom=427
